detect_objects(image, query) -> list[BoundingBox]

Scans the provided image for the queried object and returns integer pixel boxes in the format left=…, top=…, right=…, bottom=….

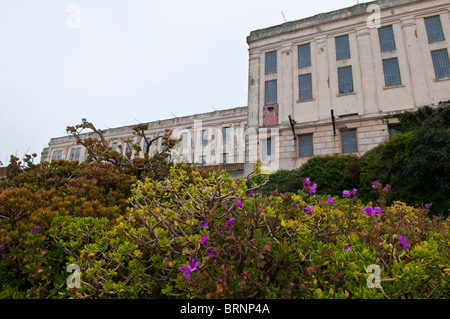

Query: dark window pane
left=298, top=43, right=311, bottom=68
left=341, top=130, right=358, bottom=154
left=378, top=25, right=396, bottom=52
left=424, top=15, right=445, bottom=43
left=382, top=58, right=402, bottom=86
left=299, top=73, right=313, bottom=101
left=298, top=134, right=314, bottom=157
left=335, top=34, right=351, bottom=60
left=265, top=51, right=277, bottom=75
left=338, top=66, right=354, bottom=94
left=431, top=49, right=450, bottom=79
left=265, top=80, right=277, bottom=105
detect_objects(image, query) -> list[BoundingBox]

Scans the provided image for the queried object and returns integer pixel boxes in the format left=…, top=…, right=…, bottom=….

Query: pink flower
left=303, top=205, right=313, bottom=215
left=326, top=197, right=335, bottom=205
left=398, top=235, right=410, bottom=249
left=199, top=234, right=209, bottom=246
left=372, top=181, right=381, bottom=190
left=200, top=220, right=208, bottom=229
left=309, top=183, right=317, bottom=194
left=178, top=257, right=200, bottom=280
left=303, top=177, right=311, bottom=186
left=363, top=206, right=373, bottom=216
left=425, top=203, right=432, bottom=209
left=30, top=225, right=40, bottom=234
left=343, top=190, right=351, bottom=198
left=373, top=206, right=382, bottom=216
left=207, top=247, right=214, bottom=259
left=352, top=188, right=357, bottom=196
left=246, top=190, right=253, bottom=198
left=236, top=199, right=242, bottom=207
left=225, top=218, right=235, bottom=230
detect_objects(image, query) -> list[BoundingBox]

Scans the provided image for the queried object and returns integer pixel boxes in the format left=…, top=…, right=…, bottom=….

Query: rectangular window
left=298, top=134, right=314, bottom=158
left=69, top=148, right=81, bottom=161
left=52, top=150, right=59, bottom=160
left=341, top=129, right=358, bottom=154
left=198, top=155, right=206, bottom=166
left=382, top=57, right=402, bottom=86
left=201, top=129, right=208, bottom=145
left=424, top=15, right=445, bottom=43
left=298, top=43, right=311, bottom=68
left=338, top=66, right=354, bottom=94
left=222, top=127, right=230, bottom=143
left=111, top=142, right=118, bottom=152
left=265, top=80, right=277, bottom=105
left=299, top=73, right=313, bottom=101
left=378, top=25, right=396, bottom=52
left=265, top=51, right=277, bottom=75
left=262, top=137, right=275, bottom=160
left=431, top=49, right=450, bottom=79
left=126, top=141, right=133, bottom=154
left=180, top=133, right=188, bottom=147
left=335, top=34, right=351, bottom=60
left=221, top=153, right=228, bottom=164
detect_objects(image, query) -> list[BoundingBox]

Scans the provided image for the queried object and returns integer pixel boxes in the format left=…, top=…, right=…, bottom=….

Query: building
left=41, top=107, right=248, bottom=178
left=244, top=0, right=450, bottom=174
left=41, top=0, right=450, bottom=178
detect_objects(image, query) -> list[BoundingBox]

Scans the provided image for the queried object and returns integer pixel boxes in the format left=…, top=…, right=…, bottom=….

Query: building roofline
left=247, top=0, right=426, bottom=44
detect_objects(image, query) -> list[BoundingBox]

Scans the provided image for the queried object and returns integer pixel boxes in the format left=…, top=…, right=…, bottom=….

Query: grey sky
left=0, top=0, right=370, bottom=164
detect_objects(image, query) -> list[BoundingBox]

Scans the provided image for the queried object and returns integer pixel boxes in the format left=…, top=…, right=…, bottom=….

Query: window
left=198, top=155, right=206, bottom=166
left=143, top=138, right=151, bottom=152
left=222, top=127, right=230, bottom=143
left=335, top=34, right=351, bottom=60
left=382, top=58, right=402, bottom=86
left=298, top=134, right=314, bottom=158
left=299, top=73, right=313, bottom=101
left=341, top=129, right=358, bottom=154
left=265, top=51, right=277, bottom=75
left=262, top=137, right=275, bottom=160
left=424, top=15, right=445, bottom=43
left=298, top=43, right=311, bottom=68
left=338, top=66, right=354, bottom=94
left=221, top=153, right=228, bottom=164
left=111, top=142, right=118, bottom=152
left=180, top=133, right=188, bottom=147
left=69, top=147, right=80, bottom=161
left=265, top=80, right=277, bottom=105
left=431, top=49, right=450, bottom=79
left=126, top=141, right=133, bottom=154
left=378, top=25, right=396, bottom=52
left=52, top=150, right=63, bottom=160
left=389, top=127, right=400, bottom=138
left=201, top=129, right=208, bottom=145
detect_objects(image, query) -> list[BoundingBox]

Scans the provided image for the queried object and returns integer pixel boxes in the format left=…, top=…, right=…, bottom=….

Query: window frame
left=298, top=134, right=314, bottom=158
left=341, top=129, right=358, bottom=154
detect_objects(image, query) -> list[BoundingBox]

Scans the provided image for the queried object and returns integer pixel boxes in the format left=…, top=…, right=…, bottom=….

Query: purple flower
left=373, top=206, right=382, bottom=216
left=309, top=183, right=317, bottom=194
left=207, top=247, right=214, bottom=259
left=363, top=206, right=373, bottom=216
left=200, top=220, right=208, bottom=229
left=303, top=205, right=313, bottom=215
left=425, top=203, right=433, bottom=209
left=188, top=257, right=199, bottom=272
left=432, top=215, right=439, bottom=219
left=30, top=225, right=40, bottom=234
left=398, top=236, right=410, bottom=249
left=326, top=197, right=335, bottom=205
left=383, top=184, right=391, bottom=193
left=246, top=190, right=253, bottom=198
left=225, top=218, right=235, bottom=230
left=199, top=234, right=209, bottom=246
left=343, top=190, right=351, bottom=199
left=352, top=188, right=358, bottom=196
left=178, top=266, right=192, bottom=280
left=344, top=246, right=352, bottom=250
left=303, top=177, right=311, bottom=186
left=236, top=199, right=242, bottom=207
left=372, top=181, right=381, bottom=190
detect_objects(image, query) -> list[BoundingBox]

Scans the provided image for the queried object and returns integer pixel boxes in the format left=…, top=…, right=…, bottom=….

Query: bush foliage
left=0, top=114, right=449, bottom=299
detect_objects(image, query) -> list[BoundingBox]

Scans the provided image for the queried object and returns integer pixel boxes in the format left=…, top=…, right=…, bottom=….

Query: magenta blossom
left=309, top=183, right=317, bottom=194
left=326, top=197, right=335, bottom=205
left=372, top=181, right=381, bottom=190
left=425, top=203, right=432, bottom=209
left=179, top=257, right=200, bottom=280
left=207, top=247, right=214, bottom=259
left=343, top=190, right=351, bottom=198
left=225, top=218, right=235, bottom=230
left=344, top=246, right=352, bottom=250
left=383, top=184, right=392, bottom=193
left=373, top=206, right=382, bottom=216
left=352, top=188, right=358, bottom=196
left=398, top=236, right=410, bottom=249
left=303, top=205, right=313, bottom=215
left=363, top=206, right=373, bottom=216
left=30, top=225, right=40, bottom=234
left=303, top=177, right=311, bottom=186
left=199, top=234, right=209, bottom=245
left=236, top=199, right=242, bottom=207
left=247, top=190, right=253, bottom=198
left=200, top=220, right=208, bottom=229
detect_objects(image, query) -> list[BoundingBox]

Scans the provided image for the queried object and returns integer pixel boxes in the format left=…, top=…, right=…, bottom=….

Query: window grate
left=338, top=66, right=354, bottom=94
left=299, top=73, right=313, bottom=101
left=378, top=25, right=396, bottom=52
left=265, top=51, right=277, bottom=75
left=424, top=15, right=445, bottom=43
left=341, top=130, right=358, bottom=154
left=335, top=34, right=351, bottom=60
left=265, top=80, right=277, bottom=105
left=431, top=49, right=450, bottom=79
left=298, top=43, right=311, bottom=68
left=298, top=134, right=314, bottom=158
left=382, top=58, right=402, bottom=86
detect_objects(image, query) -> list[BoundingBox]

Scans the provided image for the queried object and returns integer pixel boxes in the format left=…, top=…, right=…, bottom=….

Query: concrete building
left=41, top=0, right=450, bottom=178
left=244, top=0, right=450, bottom=174
left=41, top=107, right=248, bottom=178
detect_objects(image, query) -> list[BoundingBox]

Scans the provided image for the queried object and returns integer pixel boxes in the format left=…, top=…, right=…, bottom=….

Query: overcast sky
left=0, top=0, right=371, bottom=164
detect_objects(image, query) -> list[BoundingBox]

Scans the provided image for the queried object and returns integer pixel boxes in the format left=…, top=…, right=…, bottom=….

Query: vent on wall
left=263, top=104, right=279, bottom=126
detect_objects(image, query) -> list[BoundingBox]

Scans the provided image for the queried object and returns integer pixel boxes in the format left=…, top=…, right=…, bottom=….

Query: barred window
left=262, top=137, right=274, bottom=160
left=338, top=66, right=354, bottom=94
left=378, top=25, right=396, bottom=52
left=431, top=49, right=450, bottom=79
left=298, top=43, right=311, bottom=68
left=265, top=51, right=277, bottom=75
left=180, top=133, right=188, bottom=147
left=201, top=129, right=208, bottom=145
left=52, top=150, right=63, bottom=160
left=298, top=134, right=314, bottom=158
left=299, top=73, right=313, bottom=101
left=222, top=127, right=231, bottom=143
left=382, top=58, right=402, bottom=86
left=424, top=15, right=445, bottom=43
left=335, top=34, right=351, bottom=60
left=111, top=142, right=118, bottom=152
left=265, top=80, right=277, bottom=105
left=69, top=147, right=80, bottom=161
left=126, top=141, right=133, bottom=153
left=341, top=129, right=358, bottom=154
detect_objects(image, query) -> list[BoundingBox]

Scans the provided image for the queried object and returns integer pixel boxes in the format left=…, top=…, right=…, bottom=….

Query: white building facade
left=244, top=0, right=450, bottom=174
